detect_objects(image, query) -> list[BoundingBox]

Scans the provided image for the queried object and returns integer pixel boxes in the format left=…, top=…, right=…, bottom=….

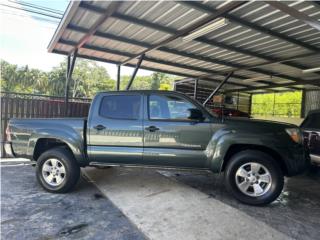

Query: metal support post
left=203, top=72, right=233, bottom=106
left=64, top=49, right=78, bottom=116
left=126, top=54, right=145, bottom=90
left=116, top=65, right=121, bottom=91
left=194, top=79, right=198, bottom=100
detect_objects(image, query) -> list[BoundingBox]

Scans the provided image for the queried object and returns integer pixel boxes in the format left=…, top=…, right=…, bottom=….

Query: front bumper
left=280, top=145, right=310, bottom=176
left=310, top=154, right=320, bottom=165
left=3, top=142, right=15, bottom=158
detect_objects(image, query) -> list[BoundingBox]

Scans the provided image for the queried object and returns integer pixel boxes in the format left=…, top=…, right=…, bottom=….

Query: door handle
left=145, top=126, right=159, bottom=132
left=94, top=124, right=106, bottom=131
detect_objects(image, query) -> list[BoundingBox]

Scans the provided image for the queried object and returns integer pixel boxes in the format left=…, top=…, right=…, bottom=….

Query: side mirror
left=188, top=108, right=204, bottom=121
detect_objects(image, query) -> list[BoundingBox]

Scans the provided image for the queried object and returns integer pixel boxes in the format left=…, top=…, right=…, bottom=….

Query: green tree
left=1, top=58, right=180, bottom=97
left=151, top=72, right=162, bottom=90
left=119, top=75, right=155, bottom=90
left=1, top=60, right=48, bottom=93
left=118, top=72, right=178, bottom=91
left=251, top=91, right=302, bottom=117
left=47, top=59, right=115, bottom=97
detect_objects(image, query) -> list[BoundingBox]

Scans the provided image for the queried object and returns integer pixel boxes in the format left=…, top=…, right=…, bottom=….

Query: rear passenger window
left=99, top=95, right=141, bottom=120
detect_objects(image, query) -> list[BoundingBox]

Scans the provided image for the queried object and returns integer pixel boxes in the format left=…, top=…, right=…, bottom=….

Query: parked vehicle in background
left=301, top=109, right=320, bottom=165
left=211, top=107, right=250, bottom=118
left=4, top=91, right=309, bottom=205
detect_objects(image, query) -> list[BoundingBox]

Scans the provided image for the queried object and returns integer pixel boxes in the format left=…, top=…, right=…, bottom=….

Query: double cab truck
left=4, top=91, right=310, bottom=205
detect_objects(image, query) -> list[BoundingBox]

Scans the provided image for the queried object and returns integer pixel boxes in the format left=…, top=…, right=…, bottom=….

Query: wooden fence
left=1, top=92, right=91, bottom=156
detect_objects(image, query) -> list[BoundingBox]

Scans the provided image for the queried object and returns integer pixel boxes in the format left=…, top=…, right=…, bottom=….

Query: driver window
left=149, top=94, right=197, bottom=120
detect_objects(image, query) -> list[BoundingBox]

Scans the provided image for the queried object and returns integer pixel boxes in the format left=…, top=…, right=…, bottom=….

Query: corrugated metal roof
left=48, top=0, right=320, bottom=93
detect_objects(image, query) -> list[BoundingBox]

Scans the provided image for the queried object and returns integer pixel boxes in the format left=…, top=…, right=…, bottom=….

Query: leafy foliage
left=1, top=59, right=178, bottom=98
left=1, top=60, right=48, bottom=93
left=119, top=71, right=177, bottom=91
left=251, top=91, right=302, bottom=117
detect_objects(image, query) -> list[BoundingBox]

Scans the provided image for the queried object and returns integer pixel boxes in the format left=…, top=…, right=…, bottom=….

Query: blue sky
left=0, top=0, right=153, bottom=79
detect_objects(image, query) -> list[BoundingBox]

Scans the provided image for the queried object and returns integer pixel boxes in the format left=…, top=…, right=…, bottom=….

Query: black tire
left=36, top=147, right=80, bottom=193
left=224, top=150, right=284, bottom=206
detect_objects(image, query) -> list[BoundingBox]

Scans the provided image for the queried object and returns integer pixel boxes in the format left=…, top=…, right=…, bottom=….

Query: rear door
left=143, top=92, right=213, bottom=168
left=87, top=93, right=143, bottom=164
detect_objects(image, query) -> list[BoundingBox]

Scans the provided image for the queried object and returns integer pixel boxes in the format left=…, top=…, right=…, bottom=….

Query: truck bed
left=8, top=118, right=86, bottom=158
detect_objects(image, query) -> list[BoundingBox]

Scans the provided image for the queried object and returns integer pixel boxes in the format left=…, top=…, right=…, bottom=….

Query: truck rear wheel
left=224, top=150, right=284, bottom=206
left=36, top=147, right=80, bottom=193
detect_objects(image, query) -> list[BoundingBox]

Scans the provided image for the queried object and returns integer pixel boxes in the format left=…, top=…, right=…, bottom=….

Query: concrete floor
left=1, top=159, right=320, bottom=240
left=159, top=167, right=320, bottom=240
left=1, top=162, right=146, bottom=240
left=83, top=167, right=320, bottom=240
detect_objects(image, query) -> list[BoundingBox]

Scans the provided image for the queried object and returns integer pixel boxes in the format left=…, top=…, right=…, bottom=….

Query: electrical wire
left=8, top=0, right=64, bottom=15
left=0, top=9, right=60, bottom=25
left=0, top=3, right=62, bottom=19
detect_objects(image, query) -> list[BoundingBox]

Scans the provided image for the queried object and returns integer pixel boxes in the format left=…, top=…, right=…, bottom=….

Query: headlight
left=285, top=128, right=303, bottom=144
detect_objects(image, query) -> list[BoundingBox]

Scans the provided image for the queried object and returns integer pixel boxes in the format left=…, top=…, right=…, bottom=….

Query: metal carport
left=47, top=1, right=320, bottom=114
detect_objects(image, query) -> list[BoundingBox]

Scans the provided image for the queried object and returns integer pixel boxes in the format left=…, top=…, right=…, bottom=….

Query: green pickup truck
left=4, top=91, right=309, bottom=205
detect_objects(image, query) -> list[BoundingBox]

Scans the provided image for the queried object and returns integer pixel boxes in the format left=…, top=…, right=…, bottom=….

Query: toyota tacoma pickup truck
left=4, top=91, right=309, bottom=205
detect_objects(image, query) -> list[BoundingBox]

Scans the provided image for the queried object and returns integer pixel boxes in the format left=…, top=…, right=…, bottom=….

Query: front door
left=143, top=92, right=212, bottom=168
left=87, top=93, right=143, bottom=164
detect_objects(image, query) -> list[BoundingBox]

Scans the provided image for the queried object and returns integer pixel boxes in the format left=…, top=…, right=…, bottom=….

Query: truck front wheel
left=36, top=147, right=80, bottom=193
left=224, top=150, right=284, bottom=205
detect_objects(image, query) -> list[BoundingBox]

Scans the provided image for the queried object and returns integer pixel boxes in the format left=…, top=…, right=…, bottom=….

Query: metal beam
left=203, top=72, right=234, bottom=106
left=180, top=1, right=319, bottom=52
left=126, top=54, right=145, bottom=90
left=194, top=79, right=199, bottom=100
left=52, top=49, right=248, bottom=88
left=72, top=1, right=122, bottom=52
left=66, top=24, right=320, bottom=75
left=58, top=39, right=250, bottom=81
left=58, top=38, right=316, bottom=87
left=64, top=49, right=77, bottom=116
left=116, top=65, right=121, bottom=91
left=120, top=1, right=246, bottom=65
left=267, top=1, right=320, bottom=31
left=54, top=49, right=312, bottom=95
left=225, top=79, right=320, bottom=93
left=113, top=8, right=307, bottom=69
left=75, top=3, right=307, bottom=71
left=60, top=37, right=318, bottom=90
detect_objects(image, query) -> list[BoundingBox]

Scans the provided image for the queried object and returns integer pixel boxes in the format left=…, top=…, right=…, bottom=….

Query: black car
left=301, top=109, right=320, bottom=165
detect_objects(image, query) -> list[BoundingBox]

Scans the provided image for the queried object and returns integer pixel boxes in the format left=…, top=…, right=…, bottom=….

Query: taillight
left=5, top=125, right=11, bottom=142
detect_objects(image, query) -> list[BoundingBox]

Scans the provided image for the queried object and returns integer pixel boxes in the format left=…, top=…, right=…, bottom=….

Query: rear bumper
left=3, top=142, right=15, bottom=158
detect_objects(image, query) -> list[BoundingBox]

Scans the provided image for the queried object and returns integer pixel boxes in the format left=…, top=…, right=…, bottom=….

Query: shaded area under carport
left=83, top=166, right=320, bottom=240
left=162, top=167, right=320, bottom=240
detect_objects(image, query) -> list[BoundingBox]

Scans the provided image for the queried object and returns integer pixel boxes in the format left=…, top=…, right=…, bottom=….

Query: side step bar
left=88, top=162, right=211, bottom=172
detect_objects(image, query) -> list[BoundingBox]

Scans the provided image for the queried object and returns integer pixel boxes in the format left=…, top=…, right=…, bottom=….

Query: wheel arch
left=27, top=128, right=87, bottom=166
left=221, top=144, right=288, bottom=176
left=33, top=138, right=74, bottom=161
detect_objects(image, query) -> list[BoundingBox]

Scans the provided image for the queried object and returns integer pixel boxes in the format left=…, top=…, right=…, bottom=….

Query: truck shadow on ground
left=159, top=166, right=320, bottom=240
